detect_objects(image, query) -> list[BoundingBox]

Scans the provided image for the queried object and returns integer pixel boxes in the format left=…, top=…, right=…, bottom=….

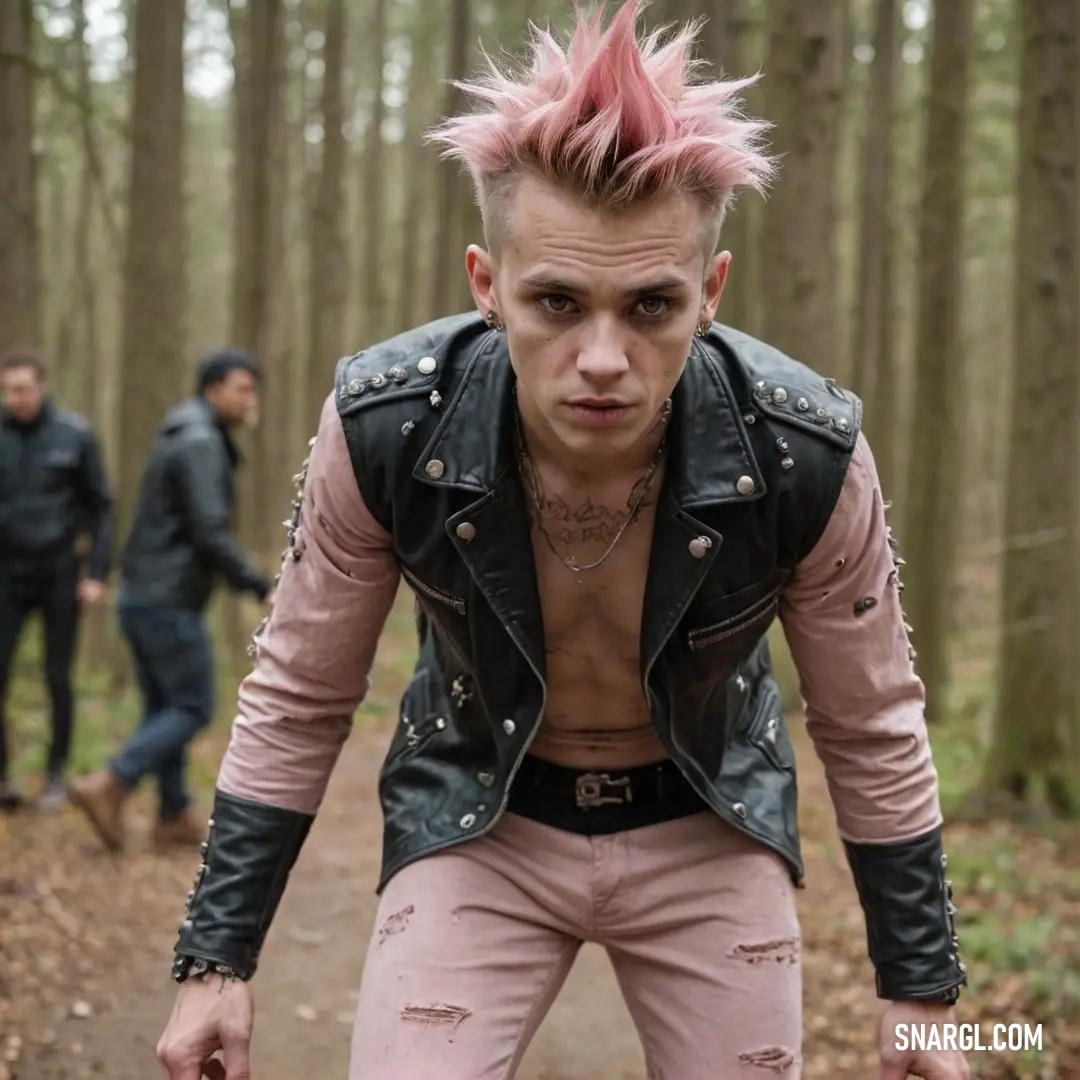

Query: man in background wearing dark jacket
left=69, top=349, right=272, bottom=851
left=0, top=347, right=114, bottom=812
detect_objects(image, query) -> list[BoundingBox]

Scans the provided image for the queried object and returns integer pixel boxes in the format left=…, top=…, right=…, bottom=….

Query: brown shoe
left=0, top=778, right=26, bottom=813
left=67, top=770, right=129, bottom=851
left=152, top=810, right=207, bottom=851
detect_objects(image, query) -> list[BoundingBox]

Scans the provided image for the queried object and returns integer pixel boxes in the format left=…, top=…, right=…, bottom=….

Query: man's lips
left=565, top=400, right=635, bottom=425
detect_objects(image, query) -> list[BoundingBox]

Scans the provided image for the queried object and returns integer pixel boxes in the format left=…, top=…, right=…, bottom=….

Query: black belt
left=506, top=754, right=708, bottom=836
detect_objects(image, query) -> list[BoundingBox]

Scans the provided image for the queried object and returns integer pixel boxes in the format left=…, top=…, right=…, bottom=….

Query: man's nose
left=576, top=325, right=630, bottom=381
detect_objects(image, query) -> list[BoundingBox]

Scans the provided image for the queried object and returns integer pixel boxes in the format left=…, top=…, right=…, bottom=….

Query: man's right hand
left=156, top=975, right=254, bottom=1079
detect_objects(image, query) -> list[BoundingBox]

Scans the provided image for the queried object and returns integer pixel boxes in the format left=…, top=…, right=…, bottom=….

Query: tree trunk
left=276, top=2, right=312, bottom=467
left=757, top=0, right=845, bottom=714
left=116, top=0, right=187, bottom=551
left=899, top=0, right=975, bottom=726
left=395, top=7, right=440, bottom=330
left=71, top=0, right=123, bottom=680
left=229, top=0, right=285, bottom=541
left=74, top=0, right=120, bottom=486
left=48, top=153, right=72, bottom=386
left=355, top=0, right=388, bottom=345
left=758, top=0, right=846, bottom=373
left=0, top=0, right=41, bottom=351
left=306, top=0, right=348, bottom=431
left=431, top=0, right=471, bottom=319
left=225, top=0, right=286, bottom=670
left=71, top=148, right=96, bottom=419
left=981, top=0, right=1079, bottom=817
left=703, top=0, right=758, bottom=335
left=850, top=0, right=902, bottom=498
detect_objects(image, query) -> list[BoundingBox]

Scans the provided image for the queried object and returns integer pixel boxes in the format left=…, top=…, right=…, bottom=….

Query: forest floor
left=2, top=593, right=1079, bottom=1080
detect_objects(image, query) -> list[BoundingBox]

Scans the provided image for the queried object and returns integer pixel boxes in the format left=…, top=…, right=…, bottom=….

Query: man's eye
left=636, top=297, right=671, bottom=317
left=538, top=294, right=574, bottom=314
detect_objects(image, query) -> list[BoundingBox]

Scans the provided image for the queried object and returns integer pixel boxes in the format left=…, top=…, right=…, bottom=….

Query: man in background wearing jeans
left=69, top=349, right=272, bottom=851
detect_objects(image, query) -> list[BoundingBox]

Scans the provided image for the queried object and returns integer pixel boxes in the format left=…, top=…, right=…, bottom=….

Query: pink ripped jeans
left=349, top=811, right=803, bottom=1079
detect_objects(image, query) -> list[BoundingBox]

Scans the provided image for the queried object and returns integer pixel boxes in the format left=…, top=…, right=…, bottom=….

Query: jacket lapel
left=414, top=331, right=547, bottom=681
left=641, top=340, right=768, bottom=678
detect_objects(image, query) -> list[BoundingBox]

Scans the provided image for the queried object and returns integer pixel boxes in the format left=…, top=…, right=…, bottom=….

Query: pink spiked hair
left=426, top=0, right=775, bottom=229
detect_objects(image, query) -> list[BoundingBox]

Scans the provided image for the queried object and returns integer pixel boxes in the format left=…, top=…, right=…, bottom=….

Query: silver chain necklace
left=513, top=388, right=670, bottom=574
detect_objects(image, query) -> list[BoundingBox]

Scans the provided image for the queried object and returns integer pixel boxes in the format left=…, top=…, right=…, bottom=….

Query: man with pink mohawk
left=156, top=4, right=968, bottom=1078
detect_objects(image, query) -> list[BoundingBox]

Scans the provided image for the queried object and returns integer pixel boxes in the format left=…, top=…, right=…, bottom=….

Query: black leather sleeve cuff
left=844, top=826, right=967, bottom=1002
left=171, top=790, right=314, bottom=983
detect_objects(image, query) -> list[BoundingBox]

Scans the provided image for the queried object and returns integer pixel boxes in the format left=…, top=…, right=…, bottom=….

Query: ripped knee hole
left=738, top=1046, right=798, bottom=1072
left=729, top=936, right=800, bottom=965
left=400, top=1003, right=472, bottom=1027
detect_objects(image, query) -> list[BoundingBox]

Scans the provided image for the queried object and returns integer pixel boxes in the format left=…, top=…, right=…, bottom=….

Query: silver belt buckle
left=575, top=772, right=633, bottom=810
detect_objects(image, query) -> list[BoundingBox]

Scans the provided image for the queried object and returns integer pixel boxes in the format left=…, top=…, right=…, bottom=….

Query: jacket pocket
left=42, top=448, right=80, bottom=492
left=746, top=684, right=795, bottom=772
left=44, top=448, right=79, bottom=469
left=385, top=669, right=450, bottom=765
left=400, top=564, right=467, bottom=616
left=687, top=586, right=782, bottom=652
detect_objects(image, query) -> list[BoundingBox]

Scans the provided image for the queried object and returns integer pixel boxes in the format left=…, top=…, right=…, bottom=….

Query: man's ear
left=702, top=250, right=731, bottom=323
left=465, top=245, right=499, bottom=319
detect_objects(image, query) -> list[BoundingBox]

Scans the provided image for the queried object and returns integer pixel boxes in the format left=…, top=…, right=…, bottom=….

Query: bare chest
left=526, top=476, right=660, bottom=674
left=533, top=512, right=653, bottom=659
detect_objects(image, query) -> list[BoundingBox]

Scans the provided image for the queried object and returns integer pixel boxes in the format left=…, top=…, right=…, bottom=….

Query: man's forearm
left=807, top=705, right=965, bottom=1000
left=78, top=432, right=114, bottom=581
left=173, top=791, right=314, bottom=981
left=171, top=580, right=373, bottom=980
left=171, top=705, right=353, bottom=981
left=845, top=828, right=966, bottom=1002
left=176, top=439, right=269, bottom=597
left=86, top=500, right=114, bottom=580
left=199, top=528, right=270, bottom=597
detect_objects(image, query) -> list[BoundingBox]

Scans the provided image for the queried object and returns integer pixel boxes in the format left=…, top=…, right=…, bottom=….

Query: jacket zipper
left=400, top=564, right=467, bottom=615
left=687, top=587, right=782, bottom=651
left=631, top=574, right=801, bottom=884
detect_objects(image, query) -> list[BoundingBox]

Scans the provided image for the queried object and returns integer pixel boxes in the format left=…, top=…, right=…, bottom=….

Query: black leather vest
left=334, top=313, right=861, bottom=892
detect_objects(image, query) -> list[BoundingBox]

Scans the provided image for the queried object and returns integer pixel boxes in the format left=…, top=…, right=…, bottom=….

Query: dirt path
left=15, top=704, right=882, bottom=1080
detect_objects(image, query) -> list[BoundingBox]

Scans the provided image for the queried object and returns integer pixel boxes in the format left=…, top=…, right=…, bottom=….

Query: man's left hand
left=77, top=579, right=108, bottom=605
left=879, top=1000, right=969, bottom=1079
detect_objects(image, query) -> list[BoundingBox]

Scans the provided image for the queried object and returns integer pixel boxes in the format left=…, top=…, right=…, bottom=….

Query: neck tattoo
left=513, top=385, right=671, bottom=574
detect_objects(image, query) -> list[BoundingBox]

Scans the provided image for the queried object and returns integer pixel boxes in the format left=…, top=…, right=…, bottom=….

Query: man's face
left=0, top=364, right=46, bottom=423
left=205, top=368, right=260, bottom=428
left=466, top=176, right=729, bottom=462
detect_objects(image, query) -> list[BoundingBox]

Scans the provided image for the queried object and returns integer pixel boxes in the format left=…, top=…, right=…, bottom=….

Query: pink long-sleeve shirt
left=218, top=394, right=941, bottom=845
